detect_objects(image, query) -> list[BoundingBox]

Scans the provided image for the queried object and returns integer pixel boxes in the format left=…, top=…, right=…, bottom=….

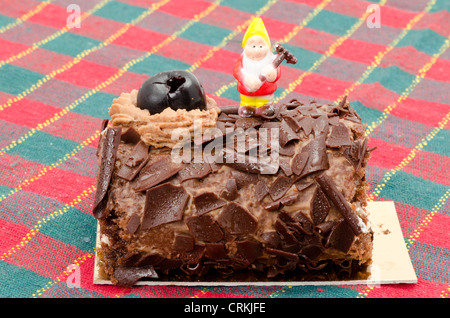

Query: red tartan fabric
left=0, top=0, right=449, bottom=299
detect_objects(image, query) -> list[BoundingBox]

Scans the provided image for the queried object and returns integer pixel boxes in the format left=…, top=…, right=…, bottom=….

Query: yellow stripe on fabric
left=0, top=185, right=96, bottom=262
left=334, top=0, right=437, bottom=105
left=365, top=36, right=450, bottom=135
left=0, top=0, right=221, bottom=157
left=0, top=0, right=111, bottom=68
left=213, top=0, right=332, bottom=97
left=273, top=0, right=387, bottom=104
left=0, top=0, right=171, bottom=113
left=187, top=0, right=278, bottom=73
left=0, top=130, right=100, bottom=205
left=0, top=0, right=52, bottom=34
left=32, top=252, right=94, bottom=298
left=368, top=110, right=450, bottom=201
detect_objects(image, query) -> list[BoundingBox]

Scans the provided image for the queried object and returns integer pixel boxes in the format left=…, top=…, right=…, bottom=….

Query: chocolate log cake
left=93, top=71, right=374, bottom=287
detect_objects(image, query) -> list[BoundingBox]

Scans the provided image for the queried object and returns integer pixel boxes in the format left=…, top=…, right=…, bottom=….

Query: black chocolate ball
left=136, top=70, right=207, bottom=114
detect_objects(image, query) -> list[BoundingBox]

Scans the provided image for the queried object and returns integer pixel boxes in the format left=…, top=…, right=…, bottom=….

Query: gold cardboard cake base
left=93, top=201, right=417, bottom=286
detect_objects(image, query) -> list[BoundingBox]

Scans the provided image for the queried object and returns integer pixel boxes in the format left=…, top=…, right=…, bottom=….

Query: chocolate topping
left=93, top=126, right=121, bottom=220
left=178, top=162, right=212, bottom=182
left=326, top=219, right=355, bottom=253
left=134, top=157, right=182, bottom=192
left=186, top=214, right=223, bottom=242
left=326, top=123, right=352, bottom=148
left=343, top=138, right=368, bottom=171
left=236, top=240, right=262, bottom=263
left=279, top=119, right=300, bottom=147
left=269, top=176, right=292, bottom=201
left=205, top=243, right=227, bottom=260
left=141, top=183, right=189, bottom=230
left=315, top=173, right=363, bottom=235
left=193, top=192, right=226, bottom=215
left=173, top=233, right=195, bottom=252
left=279, top=156, right=293, bottom=176
left=113, top=266, right=158, bottom=287
left=291, top=152, right=309, bottom=176
left=298, top=134, right=329, bottom=177
left=254, top=180, right=269, bottom=202
left=220, top=179, right=239, bottom=200
left=126, top=214, right=141, bottom=234
left=117, top=141, right=149, bottom=181
left=310, top=186, right=330, bottom=225
left=217, top=203, right=258, bottom=235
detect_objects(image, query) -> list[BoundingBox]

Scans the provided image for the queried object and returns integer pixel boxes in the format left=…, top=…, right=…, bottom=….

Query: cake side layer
left=94, top=97, right=374, bottom=287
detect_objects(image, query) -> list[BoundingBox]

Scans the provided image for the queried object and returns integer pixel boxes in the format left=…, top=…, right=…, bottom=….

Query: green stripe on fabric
left=129, top=54, right=190, bottom=76
left=221, top=0, right=272, bottom=13
left=281, top=44, right=323, bottom=71
left=38, top=206, right=97, bottom=252
left=41, top=32, right=101, bottom=57
left=93, top=0, right=147, bottom=23
left=0, top=186, right=14, bottom=198
left=0, top=13, right=15, bottom=27
left=429, top=0, right=450, bottom=12
left=350, top=101, right=384, bottom=125
left=220, top=85, right=241, bottom=102
left=6, top=130, right=80, bottom=166
left=0, top=64, right=44, bottom=95
left=396, top=29, right=447, bottom=55
left=179, top=22, right=233, bottom=47
left=272, top=285, right=361, bottom=298
left=307, top=9, right=360, bottom=36
left=72, top=91, right=116, bottom=119
left=0, top=261, right=49, bottom=297
left=362, top=65, right=417, bottom=95
left=423, top=128, right=450, bottom=157
left=378, top=170, right=448, bottom=211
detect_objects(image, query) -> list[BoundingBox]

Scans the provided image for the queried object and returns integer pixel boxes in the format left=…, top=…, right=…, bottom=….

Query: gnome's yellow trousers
left=240, top=94, right=274, bottom=108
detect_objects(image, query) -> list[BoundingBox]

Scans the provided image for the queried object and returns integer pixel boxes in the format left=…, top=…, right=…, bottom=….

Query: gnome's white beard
left=242, top=51, right=274, bottom=78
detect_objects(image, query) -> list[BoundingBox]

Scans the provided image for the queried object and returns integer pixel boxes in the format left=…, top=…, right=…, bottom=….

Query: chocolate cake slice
left=93, top=78, right=374, bottom=287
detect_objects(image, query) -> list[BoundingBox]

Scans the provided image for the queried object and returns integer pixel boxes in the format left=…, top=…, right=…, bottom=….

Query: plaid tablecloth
left=0, top=0, right=448, bottom=299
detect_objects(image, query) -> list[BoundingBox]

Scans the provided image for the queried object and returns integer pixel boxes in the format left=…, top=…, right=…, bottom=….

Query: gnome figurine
left=234, top=18, right=281, bottom=118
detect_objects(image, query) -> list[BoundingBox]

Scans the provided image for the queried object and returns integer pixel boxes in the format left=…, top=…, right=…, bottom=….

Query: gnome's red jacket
left=233, top=54, right=281, bottom=96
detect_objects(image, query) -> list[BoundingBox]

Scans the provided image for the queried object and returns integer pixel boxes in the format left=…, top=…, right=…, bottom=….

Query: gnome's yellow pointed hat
left=242, top=18, right=270, bottom=49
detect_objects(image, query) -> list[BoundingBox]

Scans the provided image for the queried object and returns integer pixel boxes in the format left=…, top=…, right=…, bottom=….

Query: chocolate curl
left=93, top=126, right=121, bottom=220
left=315, top=174, right=363, bottom=236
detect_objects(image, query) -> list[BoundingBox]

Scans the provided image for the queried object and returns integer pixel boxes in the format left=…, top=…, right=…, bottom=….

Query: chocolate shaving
left=178, top=162, right=212, bottom=182
left=217, top=203, right=258, bottom=235
left=186, top=214, right=223, bottom=242
left=283, top=115, right=302, bottom=132
left=265, top=248, right=298, bottom=261
left=193, top=192, right=226, bottom=215
left=134, top=157, right=182, bottom=192
left=315, top=173, right=364, bottom=235
left=235, top=117, right=264, bottom=130
left=298, top=116, right=314, bottom=136
left=117, top=141, right=149, bottom=181
left=220, top=178, right=239, bottom=200
left=93, top=126, right=121, bottom=220
left=232, top=170, right=258, bottom=189
left=299, top=134, right=329, bottom=177
left=274, top=218, right=298, bottom=246
left=261, top=232, right=281, bottom=249
left=113, top=266, right=158, bottom=287
left=269, top=175, right=292, bottom=201
left=310, top=186, right=330, bottom=225
left=326, top=123, right=352, bottom=148
left=294, top=180, right=314, bottom=192
left=236, top=240, right=262, bottom=263
left=136, top=253, right=165, bottom=267
left=173, top=233, right=194, bottom=252
left=312, top=114, right=330, bottom=137
left=343, top=138, right=368, bottom=171
left=141, top=183, right=189, bottom=230
left=264, top=194, right=299, bottom=211
left=205, top=243, right=227, bottom=260
left=120, top=127, right=141, bottom=144
left=291, top=152, right=309, bottom=176
left=279, top=156, right=293, bottom=176
left=126, top=214, right=141, bottom=234
left=255, top=180, right=269, bottom=202
left=326, top=219, right=355, bottom=253
left=279, top=119, right=300, bottom=147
